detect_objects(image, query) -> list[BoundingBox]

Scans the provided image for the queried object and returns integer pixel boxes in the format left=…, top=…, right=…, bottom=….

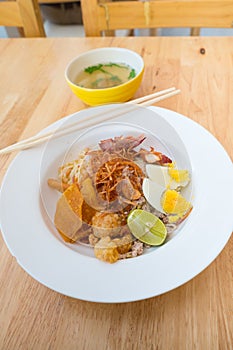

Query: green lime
left=127, top=209, right=167, bottom=246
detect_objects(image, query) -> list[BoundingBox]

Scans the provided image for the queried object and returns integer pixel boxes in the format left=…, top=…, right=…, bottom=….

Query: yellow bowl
left=65, top=47, right=144, bottom=106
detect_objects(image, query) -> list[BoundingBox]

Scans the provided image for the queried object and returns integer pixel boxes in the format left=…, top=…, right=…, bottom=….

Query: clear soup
left=74, top=62, right=136, bottom=89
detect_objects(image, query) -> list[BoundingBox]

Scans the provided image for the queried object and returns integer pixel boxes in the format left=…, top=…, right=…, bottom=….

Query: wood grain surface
left=81, top=0, right=233, bottom=36
left=0, top=37, right=232, bottom=350
left=0, top=0, right=45, bottom=37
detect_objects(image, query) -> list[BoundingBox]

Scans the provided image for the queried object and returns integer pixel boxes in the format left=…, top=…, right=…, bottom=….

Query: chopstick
left=0, top=87, right=180, bottom=155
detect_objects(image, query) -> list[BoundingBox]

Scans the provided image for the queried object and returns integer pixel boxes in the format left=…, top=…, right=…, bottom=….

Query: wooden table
left=0, top=37, right=232, bottom=349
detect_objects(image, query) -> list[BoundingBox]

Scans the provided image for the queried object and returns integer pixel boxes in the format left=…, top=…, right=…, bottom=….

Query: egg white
left=142, top=178, right=165, bottom=213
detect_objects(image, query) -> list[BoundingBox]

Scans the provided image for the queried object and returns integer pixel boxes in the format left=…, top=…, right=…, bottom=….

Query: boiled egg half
left=143, top=166, right=191, bottom=215
left=146, top=164, right=190, bottom=189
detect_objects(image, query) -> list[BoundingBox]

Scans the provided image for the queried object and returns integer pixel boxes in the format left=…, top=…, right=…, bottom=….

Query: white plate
left=0, top=106, right=233, bottom=303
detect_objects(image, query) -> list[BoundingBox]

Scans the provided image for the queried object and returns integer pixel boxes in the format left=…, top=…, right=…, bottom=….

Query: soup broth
left=74, top=62, right=136, bottom=89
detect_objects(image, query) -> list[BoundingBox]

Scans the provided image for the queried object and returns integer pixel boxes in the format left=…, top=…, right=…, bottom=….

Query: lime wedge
left=127, top=209, right=167, bottom=246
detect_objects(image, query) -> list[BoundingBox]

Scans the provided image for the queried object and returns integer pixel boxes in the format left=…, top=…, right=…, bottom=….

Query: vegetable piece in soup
left=74, top=62, right=136, bottom=89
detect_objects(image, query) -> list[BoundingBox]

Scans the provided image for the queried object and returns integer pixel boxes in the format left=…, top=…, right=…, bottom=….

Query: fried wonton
left=54, top=184, right=83, bottom=242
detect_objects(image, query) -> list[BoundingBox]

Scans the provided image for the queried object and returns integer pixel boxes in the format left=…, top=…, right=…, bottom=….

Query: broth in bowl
left=75, top=62, right=136, bottom=89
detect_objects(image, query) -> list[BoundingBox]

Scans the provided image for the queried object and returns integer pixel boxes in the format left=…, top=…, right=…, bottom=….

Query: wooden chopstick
left=2, top=87, right=176, bottom=150
left=2, top=87, right=177, bottom=151
left=0, top=88, right=180, bottom=155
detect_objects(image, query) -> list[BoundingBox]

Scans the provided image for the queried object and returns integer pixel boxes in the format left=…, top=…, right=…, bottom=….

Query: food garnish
left=127, top=209, right=167, bottom=246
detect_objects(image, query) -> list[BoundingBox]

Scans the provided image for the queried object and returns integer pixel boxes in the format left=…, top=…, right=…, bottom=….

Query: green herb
left=105, top=62, right=128, bottom=69
left=84, top=64, right=103, bottom=74
left=85, top=64, right=113, bottom=76
left=91, top=78, right=105, bottom=88
left=109, top=76, right=122, bottom=83
left=128, top=68, right=136, bottom=79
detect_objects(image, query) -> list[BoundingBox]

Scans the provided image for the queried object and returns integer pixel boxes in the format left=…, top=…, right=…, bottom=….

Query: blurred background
left=1, top=0, right=233, bottom=38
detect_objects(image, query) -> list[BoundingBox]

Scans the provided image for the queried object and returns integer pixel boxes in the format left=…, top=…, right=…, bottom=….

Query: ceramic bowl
left=65, top=47, right=144, bottom=106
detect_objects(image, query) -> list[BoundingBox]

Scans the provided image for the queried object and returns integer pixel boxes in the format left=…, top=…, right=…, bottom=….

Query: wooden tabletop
left=0, top=37, right=232, bottom=349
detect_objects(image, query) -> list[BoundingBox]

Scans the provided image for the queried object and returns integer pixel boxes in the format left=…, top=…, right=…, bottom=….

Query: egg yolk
left=168, top=168, right=190, bottom=183
left=161, top=189, right=191, bottom=214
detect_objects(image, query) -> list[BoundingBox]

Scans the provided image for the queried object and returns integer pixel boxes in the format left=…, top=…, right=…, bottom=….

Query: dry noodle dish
left=48, top=134, right=192, bottom=263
